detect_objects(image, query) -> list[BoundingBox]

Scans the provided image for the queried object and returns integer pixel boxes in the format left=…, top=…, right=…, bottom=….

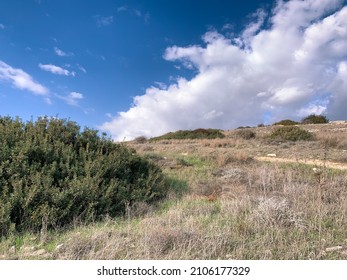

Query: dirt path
left=255, top=156, right=347, bottom=171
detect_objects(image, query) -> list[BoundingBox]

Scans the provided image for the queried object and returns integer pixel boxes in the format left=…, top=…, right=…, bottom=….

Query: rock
left=266, top=153, right=277, bottom=157
left=23, top=246, right=36, bottom=253
left=312, top=168, right=322, bottom=175
left=325, top=246, right=343, bottom=252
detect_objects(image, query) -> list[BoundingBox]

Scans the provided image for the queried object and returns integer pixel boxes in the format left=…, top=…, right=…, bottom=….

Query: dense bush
left=0, top=116, right=168, bottom=236
left=269, top=126, right=314, bottom=141
left=301, top=114, right=329, bottom=124
left=234, top=129, right=256, bottom=140
left=150, top=128, right=225, bottom=141
left=133, top=136, right=148, bottom=144
left=272, top=119, right=299, bottom=126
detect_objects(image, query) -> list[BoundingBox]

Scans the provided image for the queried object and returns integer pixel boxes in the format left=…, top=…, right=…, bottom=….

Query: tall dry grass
left=2, top=123, right=347, bottom=260
left=3, top=159, right=346, bottom=260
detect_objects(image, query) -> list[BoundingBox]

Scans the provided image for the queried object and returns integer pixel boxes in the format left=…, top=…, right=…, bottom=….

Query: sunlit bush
left=0, top=116, right=168, bottom=236
left=150, top=128, right=225, bottom=141
left=269, top=126, right=314, bottom=141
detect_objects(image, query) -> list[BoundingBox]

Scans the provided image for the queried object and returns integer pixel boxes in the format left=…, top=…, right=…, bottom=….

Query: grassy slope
left=1, top=123, right=347, bottom=260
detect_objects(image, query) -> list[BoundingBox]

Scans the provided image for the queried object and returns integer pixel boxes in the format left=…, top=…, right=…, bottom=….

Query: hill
left=1, top=121, right=347, bottom=260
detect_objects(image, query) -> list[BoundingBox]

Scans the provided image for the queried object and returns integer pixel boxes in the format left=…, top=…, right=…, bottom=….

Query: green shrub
left=234, top=129, right=256, bottom=140
left=150, top=128, right=225, bottom=141
left=273, top=119, right=299, bottom=126
left=301, top=114, right=329, bottom=124
left=133, top=136, right=147, bottom=144
left=269, top=126, right=314, bottom=141
left=0, top=116, right=168, bottom=236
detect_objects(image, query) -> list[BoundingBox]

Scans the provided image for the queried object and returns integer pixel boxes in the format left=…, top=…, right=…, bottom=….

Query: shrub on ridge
left=269, top=126, right=314, bottom=141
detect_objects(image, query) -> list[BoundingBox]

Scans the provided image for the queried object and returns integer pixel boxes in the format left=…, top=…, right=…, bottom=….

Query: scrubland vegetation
left=301, top=114, right=329, bottom=124
left=149, top=128, right=225, bottom=141
left=1, top=116, right=347, bottom=260
left=273, top=119, right=299, bottom=126
left=0, top=117, right=168, bottom=236
left=268, top=126, right=314, bottom=142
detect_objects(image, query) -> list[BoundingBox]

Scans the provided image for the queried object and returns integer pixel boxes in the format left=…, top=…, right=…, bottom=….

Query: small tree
left=133, top=136, right=148, bottom=144
left=273, top=119, right=298, bottom=126
left=301, top=114, right=329, bottom=124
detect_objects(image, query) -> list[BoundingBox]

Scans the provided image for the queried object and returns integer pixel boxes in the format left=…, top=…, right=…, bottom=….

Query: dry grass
left=1, top=122, right=347, bottom=260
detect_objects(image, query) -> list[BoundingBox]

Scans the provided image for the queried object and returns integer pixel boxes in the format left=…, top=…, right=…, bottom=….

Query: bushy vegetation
left=234, top=129, right=256, bottom=140
left=273, top=119, right=299, bottom=126
left=301, top=114, right=329, bottom=124
left=150, top=128, right=225, bottom=141
left=0, top=116, right=168, bottom=236
left=133, top=136, right=147, bottom=144
left=2, top=119, right=347, bottom=260
left=269, top=126, right=314, bottom=141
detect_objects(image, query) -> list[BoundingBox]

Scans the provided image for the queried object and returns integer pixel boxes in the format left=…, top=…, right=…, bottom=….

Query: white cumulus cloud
left=0, top=60, right=49, bottom=99
left=39, top=63, right=76, bottom=76
left=100, top=0, right=347, bottom=141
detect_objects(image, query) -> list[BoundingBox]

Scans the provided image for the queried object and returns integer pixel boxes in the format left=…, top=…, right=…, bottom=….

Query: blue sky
left=1, top=0, right=347, bottom=140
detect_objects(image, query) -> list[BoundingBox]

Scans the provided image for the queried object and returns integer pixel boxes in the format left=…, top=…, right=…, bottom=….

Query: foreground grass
left=1, top=156, right=347, bottom=260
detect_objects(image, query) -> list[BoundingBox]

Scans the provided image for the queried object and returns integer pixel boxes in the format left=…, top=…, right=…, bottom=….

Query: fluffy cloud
left=39, top=63, right=76, bottom=76
left=100, top=0, right=347, bottom=141
left=0, top=60, right=49, bottom=98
